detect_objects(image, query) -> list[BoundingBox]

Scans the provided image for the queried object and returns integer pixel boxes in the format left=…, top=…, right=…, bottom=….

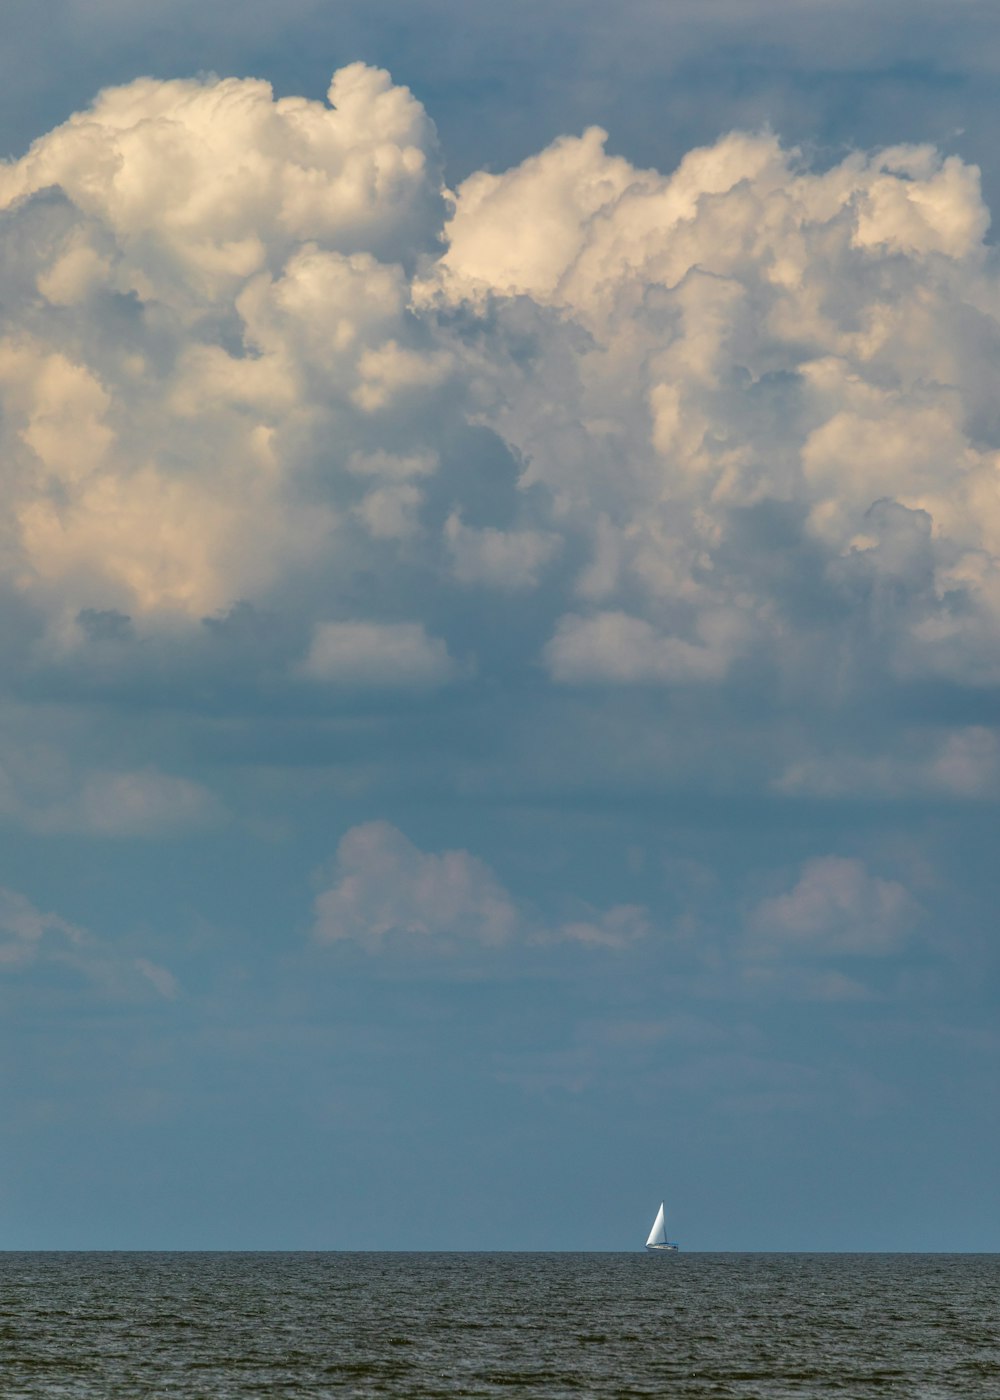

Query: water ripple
left=0, top=1252, right=996, bottom=1397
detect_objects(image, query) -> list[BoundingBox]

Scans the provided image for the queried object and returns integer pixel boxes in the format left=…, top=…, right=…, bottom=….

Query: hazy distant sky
left=1, top=0, right=998, bottom=1250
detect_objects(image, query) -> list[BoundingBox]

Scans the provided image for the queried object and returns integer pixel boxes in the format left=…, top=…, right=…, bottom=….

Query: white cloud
left=313, top=821, right=650, bottom=953
left=929, top=727, right=1000, bottom=797
left=748, top=856, right=918, bottom=958
left=1, top=63, right=1000, bottom=798
left=430, top=121, right=1000, bottom=695
left=0, top=885, right=177, bottom=997
left=0, top=730, right=222, bottom=837
left=851, top=148, right=988, bottom=259
left=300, top=621, right=457, bottom=688
left=0, top=64, right=442, bottom=288
left=545, top=610, right=741, bottom=684
left=774, top=726, right=1000, bottom=799
left=0, top=64, right=445, bottom=621
left=445, top=512, right=561, bottom=589
left=313, top=821, right=519, bottom=949
left=438, top=126, right=641, bottom=301
left=555, top=904, right=649, bottom=949
left=353, top=340, right=453, bottom=412
left=0, top=886, right=85, bottom=964
left=56, top=769, right=222, bottom=837
left=133, top=957, right=180, bottom=999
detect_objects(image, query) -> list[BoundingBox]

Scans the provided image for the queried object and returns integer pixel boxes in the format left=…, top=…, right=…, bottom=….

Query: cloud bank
left=1, top=62, right=999, bottom=808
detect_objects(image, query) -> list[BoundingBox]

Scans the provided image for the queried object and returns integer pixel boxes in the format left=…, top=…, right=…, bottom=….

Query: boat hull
left=645, top=1243, right=679, bottom=1252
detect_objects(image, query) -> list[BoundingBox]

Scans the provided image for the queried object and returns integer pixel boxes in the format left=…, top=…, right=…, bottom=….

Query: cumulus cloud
left=748, top=856, right=919, bottom=958
left=431, top=123, right=1000, bottom=700
left=313, top=821, right=520, bottom=948
left=0, top=64, right=447, bottom=624
left=1, top=63, right=442, bottom=285
left=312, top=820, right=649, bottom=952
left=2, top=62, right=1000, bottom=801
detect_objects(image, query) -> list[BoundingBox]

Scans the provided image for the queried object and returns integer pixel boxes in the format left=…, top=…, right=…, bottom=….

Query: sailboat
left=645, top=1202, right=679, bottom=1251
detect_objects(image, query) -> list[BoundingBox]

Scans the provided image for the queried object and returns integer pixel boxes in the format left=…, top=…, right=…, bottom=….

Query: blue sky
left=0, top=0, right=998, bottom=1250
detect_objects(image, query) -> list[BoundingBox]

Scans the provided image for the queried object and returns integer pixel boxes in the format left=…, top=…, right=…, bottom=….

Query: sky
left=0, top=0, right=998, bottom=1251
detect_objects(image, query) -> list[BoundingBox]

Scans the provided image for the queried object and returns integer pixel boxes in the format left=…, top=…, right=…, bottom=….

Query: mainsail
left=645, top=1202, right=667, bottom=1247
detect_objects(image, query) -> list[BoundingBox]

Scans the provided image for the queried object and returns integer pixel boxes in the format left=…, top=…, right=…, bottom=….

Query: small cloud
left=774, top=727, right=1000, bottom=800
left=0, top=739, right=223, bottom=839
left=0, top=886, right=84, bottom=958
left=748, top=856, right=918, bottom=959
left=553, top=903, right=649, bottom=948
left=929, top=727, right=1000, bottom=797
left=300, top=621, right=457, bottom=689
left=134, top=958, right=180, bottom=1000
left=313, top=820, right=519, bottom=949
left=46, top=768, right=222, bottom=838
left=445, top=512, right=561, bottom=590
left=313, top=821, right=653, bottom=955
left=0, top=886, right=178, bottom=998
left=545, top=610, right=740, bottom=684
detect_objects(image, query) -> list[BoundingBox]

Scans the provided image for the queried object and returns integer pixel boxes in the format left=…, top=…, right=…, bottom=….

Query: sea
left=0, top=1251, right=997, bottom=1397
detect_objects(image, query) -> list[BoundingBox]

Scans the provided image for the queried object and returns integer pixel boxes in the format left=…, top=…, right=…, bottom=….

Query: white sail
left=645, top=1202, right=667, bottom=1247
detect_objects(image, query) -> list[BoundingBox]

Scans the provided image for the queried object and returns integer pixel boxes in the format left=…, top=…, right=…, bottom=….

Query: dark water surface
left=0, top=1252, right=997, bottom=1397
